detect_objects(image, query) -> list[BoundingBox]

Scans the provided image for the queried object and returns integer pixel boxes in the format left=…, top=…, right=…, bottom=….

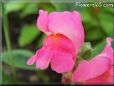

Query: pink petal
left=50, top=50, right=75, bottom=73
left=44, top=34, right=76, bottom=55
left=48, top=11, right=84, bottom=53
left=83, top=66, right=113, bottom=84
left=27, top=49, right=41, bottom=65
left=27, top=55, right=37, bottom=65
left=101, top=37, right=114, bottom=64
left=37, top=10, right=84, bottom=54
left=106, top=37, right=113, bottom=46
left=27, top=33, right=76, bottom=73
left=43, top=34, right=76, bottom=73
left=72, top=37, right=114, bottom=83
left=36, top=47, right=52, bottom=69
left=37, top=10, right=51, bottom=35
left=72, top=54, right=110, bottom=82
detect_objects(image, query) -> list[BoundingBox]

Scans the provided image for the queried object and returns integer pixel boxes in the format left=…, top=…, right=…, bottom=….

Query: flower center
left=44, top=33, right=69, bottom=45
left=49, top=33, right=64, bottom=40
left=44, top=33, right=75, bottom=53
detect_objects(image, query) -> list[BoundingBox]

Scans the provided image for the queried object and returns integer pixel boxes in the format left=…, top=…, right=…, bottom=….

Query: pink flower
left=27, top=10, right=84, bottom=73
left=72, top=37, right=114, bottom=84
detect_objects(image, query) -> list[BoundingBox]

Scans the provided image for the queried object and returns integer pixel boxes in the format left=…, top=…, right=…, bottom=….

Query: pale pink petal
left=37, top=10, right=51, bottom=35
left=27, top=55, right=37, bottom=65
left=48, top=11, right=84, bottom=53
left=106, top=37, right=113, bottom=46
left=50, top=50, right=75, bottom=73
left=72, top=54, right=110, bottom=82
left=36, top=47, right=52, bottom=69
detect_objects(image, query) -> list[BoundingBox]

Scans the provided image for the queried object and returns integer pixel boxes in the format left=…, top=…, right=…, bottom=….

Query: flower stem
left=3, top=5, right=17, bottom=82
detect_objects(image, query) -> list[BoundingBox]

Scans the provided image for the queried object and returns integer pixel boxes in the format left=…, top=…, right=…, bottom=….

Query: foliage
left=2, top=49, right=36, bottom=71
left=18, top=25, right=39, bottom=47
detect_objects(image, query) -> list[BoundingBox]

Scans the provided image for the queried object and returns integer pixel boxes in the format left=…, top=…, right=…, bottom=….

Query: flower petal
left=37, top=10, right=84, bottom=54
left=83, top=66, right=113, bottom=84
left=72, top=37, right=114, bottom=83
left=48, top=11, right=84, bottom=53
left=44, top=34, right=76, bottom=55
left=27, top=55, right=37, bottom=65
left=50, top=50, right=75, bottom=73
left=36, top=47, right=52, bottom=69
left=37, top=10, right=51, bottom=35
left=72, top=54, right=110, bottom=82
left=101, top=37, right=114, bottom=64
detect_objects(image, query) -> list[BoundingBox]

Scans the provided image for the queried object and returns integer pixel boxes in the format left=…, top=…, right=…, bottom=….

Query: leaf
left=86, top=28, right=105, bottom=41
left=18, top=25, right=39, bottom=47
left=91, top=37, right=114, bottom=58
left=98, top=13, right=113, bottom=37
left=37, top=34, right=46, bottom=48
left=51, top=2, right=69, bottom=11
left=104, top=7, right=113, bottom=14
left=20, top=3, right=39, bottom=18
left=91, top=39, right=106, bottom=58
left=40, top=3, right=55, bottom=13
left=81, top=10, right=91, bottom=23
left=1, top=49, right=36, bottom=71
left=50, top=1, right=81, bottom=11
left=4, top=2, right=25, bottom=14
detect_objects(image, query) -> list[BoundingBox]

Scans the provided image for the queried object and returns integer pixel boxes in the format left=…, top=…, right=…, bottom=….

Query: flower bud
left=78, top=42, right=93, bottom=60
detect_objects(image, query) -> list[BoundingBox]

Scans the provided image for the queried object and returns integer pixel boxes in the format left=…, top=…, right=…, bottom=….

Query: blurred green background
left=1, top=0, right=114, bottom=85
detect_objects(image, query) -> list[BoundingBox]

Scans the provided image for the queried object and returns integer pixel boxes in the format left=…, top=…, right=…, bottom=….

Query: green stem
left=3, top=5, right=17, bottom=82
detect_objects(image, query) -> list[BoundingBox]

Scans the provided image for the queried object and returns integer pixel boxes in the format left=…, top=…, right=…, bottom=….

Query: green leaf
left=50, top=1, right=81, bottom=11
left=81, top=10, right=91, bottom=23
left=19, top=25, right=39, bottom=47
left=98, top=13, right=113, bottom=37
left=104, top=7, right=113, bottom=14
left=86, top=28, right=105, bottom=41
left=1, top=49, right=36, bottom=71
left=20, top=3, right=39, bottom=18
left=91, top=39, right=106, bottom=58
left=37, top=34, right=46, bottom=48
left=4, top=2, right=25, bottom=14
left=40, top=3, right=55, bottom=13
left=51, top=3, right=68, bottom=11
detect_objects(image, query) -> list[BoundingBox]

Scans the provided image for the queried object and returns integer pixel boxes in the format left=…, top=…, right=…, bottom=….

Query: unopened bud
left=78, top=42, right=93, bottom=60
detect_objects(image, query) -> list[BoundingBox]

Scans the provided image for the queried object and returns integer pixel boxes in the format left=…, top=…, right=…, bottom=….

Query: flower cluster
left=27, top=10, right=113, bottom=84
